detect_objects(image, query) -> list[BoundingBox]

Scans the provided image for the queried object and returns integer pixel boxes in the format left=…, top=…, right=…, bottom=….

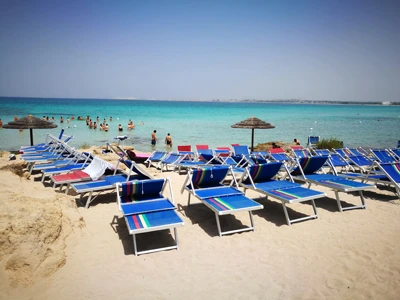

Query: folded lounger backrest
left=190, top=166, right=230, bottom=189
left=216, top=147, right=231, bottom=157
left=196, top=144, right=209, bottom=151
left=292, top=148, right=311, bottom=159
left=242, top=162, right=282, bottom=185
left=314, top=149, right=331, bottom=156
left=268, top=148, right=291, bottom=162
left=232, top=145, right=250, bottom=156
left=120, top=179, right=166, bottom=205
left=177, top=145, right=192, bottom=152
left=291, top=156, right=329, bottom=177
left=197, top=149, right=214, bottom=161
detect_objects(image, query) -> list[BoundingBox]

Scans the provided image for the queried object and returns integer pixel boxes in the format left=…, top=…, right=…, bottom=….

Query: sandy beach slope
left=0, top=147, right=400, bottom=300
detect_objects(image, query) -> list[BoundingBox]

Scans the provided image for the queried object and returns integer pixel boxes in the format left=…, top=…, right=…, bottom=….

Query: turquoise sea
left=0, top=97, right=399, bottom=152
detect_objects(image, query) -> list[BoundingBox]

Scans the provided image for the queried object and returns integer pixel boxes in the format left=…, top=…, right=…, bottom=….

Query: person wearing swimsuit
left=151, top=130, right=157, bottom=146
left=165, top=133, right=172, bottom=148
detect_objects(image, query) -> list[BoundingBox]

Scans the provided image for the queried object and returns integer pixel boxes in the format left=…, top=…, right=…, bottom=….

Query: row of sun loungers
left=20, top=135, right=400, bottom=255
left=23, top=138, right=183, bottom=255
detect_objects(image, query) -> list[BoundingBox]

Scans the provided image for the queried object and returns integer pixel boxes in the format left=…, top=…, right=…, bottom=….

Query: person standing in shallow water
left=151, top=130, right=157, bottom=146
left=165, top=133, right=172, bottom=148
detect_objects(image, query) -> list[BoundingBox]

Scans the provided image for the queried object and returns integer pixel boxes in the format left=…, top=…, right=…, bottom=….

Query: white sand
left=0, top=148, right=400, bottom=300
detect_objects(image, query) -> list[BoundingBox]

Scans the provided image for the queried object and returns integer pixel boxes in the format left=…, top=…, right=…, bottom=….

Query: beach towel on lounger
left=82, top=157, right=114, bottom=180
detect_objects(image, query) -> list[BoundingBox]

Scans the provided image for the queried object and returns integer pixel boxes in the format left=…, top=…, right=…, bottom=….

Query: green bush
left=315, top=138, right=343, bottom=150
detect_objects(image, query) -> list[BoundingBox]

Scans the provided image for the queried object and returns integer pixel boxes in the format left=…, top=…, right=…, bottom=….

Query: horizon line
left=0, top=95, right=398, bottom=104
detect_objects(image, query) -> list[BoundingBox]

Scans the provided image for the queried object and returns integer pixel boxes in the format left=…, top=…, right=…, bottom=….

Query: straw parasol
left=231, top=117, right=275, bottom=151
left=3, top=115, right=58, bottom=146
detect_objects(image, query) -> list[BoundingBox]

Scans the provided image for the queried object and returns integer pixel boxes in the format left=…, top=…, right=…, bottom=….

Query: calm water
left=0, top=97, right=399, bottom=152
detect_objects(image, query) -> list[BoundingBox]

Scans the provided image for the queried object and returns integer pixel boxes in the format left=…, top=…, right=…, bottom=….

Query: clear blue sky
left=1, top=0, right=399, bottom=102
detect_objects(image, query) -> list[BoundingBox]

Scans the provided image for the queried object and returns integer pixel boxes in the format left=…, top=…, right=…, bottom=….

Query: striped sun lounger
left=181, top=165, right=263, bottom=236
left=290, top=156, right=376, bottom=212
left=116, top=178, right=184, bottom=256
left=239, top=162, right=326, bottom=225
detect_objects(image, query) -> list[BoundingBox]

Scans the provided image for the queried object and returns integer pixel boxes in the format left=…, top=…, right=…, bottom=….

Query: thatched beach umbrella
left=231, top=117, right=275, bottom=151
left=3, top=115, right=58, bottom=146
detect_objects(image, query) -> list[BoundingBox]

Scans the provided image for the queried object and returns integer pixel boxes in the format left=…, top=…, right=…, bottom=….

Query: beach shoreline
left=1, top=97, right=400, bottom=152
left=0, top=146, right=400, bottom=299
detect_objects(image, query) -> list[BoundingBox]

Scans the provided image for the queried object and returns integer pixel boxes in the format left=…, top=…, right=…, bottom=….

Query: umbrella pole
left=30, top=128, right=34, bottom=146
left=251, top=128, right=254, bottom=152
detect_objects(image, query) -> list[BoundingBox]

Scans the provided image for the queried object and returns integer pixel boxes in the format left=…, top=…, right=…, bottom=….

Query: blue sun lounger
left=307, top=136, right=320, bottom=147
left=239, top=162, right=326, bottom=225
left=28, top=151, right=88, bottom=176
left=346, top=155, right=375, bottom=173
left=19, top=130, right=70, bottom=153
left=371, top=162, right=400, bottom=198
left=268, top=148, right=292, bottom=163
left=71, top=159, right=153, bottom=208
left=22, top=141, right=72, bottom=160
left=21, top=132, right=73, bottom=154
left=177, top=145, right=195, bottom=160
left=116, top=178, right=184, bottom=256
left=370, top=149, right=397, bottom=163
left=38, top=152, right=93, bottom=181
left=198, top=151, right=224, bottom=165
left=291, top=147, right=312, bottom=159
left=159, top=153, right=185, bottom=172
left=20, top=130, right=64, bottom=150
left=343, top=161, right=400, bottom=198
left=24, top=144, right=78, bottom=175
left=181, top=166, right=263, bottom=236
left=159, top=153, right=207, bottom=173
left=51, top=155, right=118, bottom=191
left=389, top=148, right=400, bottom=161
left=232, top=145, right=253, bottom=167
left=290, top=156, right=376, bottom=212
left=145, top=151, right=169, bottom=168
left=314, top=149, right=354, bottom=173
